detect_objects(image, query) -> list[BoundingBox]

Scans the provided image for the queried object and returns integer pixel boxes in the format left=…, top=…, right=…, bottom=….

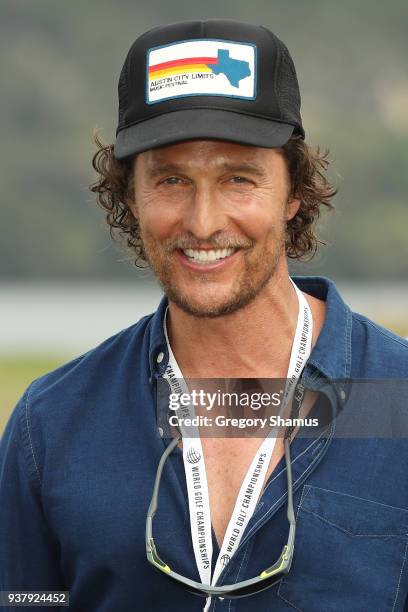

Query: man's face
left=130, top=140, right=300, bottom=318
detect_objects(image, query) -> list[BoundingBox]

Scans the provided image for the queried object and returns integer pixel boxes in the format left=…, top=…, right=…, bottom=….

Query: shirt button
left=339, top=389, right=346, bottom=401
left=158, top=427, right=164, bottom=438
left=156, top=351, right=164, bottom=364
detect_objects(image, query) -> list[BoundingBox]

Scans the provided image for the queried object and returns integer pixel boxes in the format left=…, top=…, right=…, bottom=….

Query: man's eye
left=161, top=176, right=184, bottom=185
left=230, top=176, right=251, bottom=184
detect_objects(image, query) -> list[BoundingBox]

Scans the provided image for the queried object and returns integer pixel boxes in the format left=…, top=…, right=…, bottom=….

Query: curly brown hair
left=90, top=133, right=337, bottom=267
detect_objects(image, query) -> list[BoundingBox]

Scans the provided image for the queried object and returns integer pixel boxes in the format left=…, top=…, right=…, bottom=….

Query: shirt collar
left=148, top=293, right=170, bottom=379
left=148, top=276, right=353, bottom=383
left=292, top=276, right=352, bottom=382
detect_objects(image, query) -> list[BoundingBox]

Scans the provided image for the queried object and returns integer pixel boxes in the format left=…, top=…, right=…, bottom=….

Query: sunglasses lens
left=151, top=566, right=209, bottom=598
left=222, top=572, right=285, bottom=599
left=152, top=564, right=284, bottom=599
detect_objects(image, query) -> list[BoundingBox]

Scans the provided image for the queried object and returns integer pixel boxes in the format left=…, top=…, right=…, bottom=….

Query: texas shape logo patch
left=146, top=39, right=257, bottom=104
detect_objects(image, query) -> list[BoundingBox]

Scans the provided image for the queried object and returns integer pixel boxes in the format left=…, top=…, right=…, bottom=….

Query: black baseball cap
left=113, top=19, right=304, bottom=160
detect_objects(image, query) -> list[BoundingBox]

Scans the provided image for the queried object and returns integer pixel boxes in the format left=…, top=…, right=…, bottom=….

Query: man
left=1, top=19, right=408, bottom=612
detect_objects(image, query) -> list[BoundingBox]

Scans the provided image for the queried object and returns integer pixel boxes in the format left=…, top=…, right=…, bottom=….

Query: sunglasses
left=146, top=433, right=296, bottom=599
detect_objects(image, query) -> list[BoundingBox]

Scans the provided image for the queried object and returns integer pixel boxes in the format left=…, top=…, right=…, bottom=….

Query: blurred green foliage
left=1, top=0, right=407, bottom=281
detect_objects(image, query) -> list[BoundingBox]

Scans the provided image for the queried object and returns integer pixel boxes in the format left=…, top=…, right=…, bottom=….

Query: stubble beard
left=140, top=225, right=286, bottom=319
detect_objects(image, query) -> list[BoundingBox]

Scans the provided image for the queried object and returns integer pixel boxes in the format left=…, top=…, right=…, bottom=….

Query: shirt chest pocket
left=277, top=485, right=408, bottom=612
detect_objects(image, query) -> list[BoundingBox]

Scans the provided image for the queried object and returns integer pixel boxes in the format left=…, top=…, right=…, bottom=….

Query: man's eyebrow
left=218, top=162, right=267, bottom=178
left=146, top=163, right=184, bottom=179
left=145, top=161, right=267, bottom=179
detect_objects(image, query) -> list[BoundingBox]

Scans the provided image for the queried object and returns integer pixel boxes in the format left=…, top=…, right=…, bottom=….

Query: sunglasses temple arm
left=146, top=435, right=182, bottom=543
left=284, top=439, right=295, bottom=526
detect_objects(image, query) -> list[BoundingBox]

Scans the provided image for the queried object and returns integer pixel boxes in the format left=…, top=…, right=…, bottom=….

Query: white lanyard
left=162, top=279, right=313, bottom=610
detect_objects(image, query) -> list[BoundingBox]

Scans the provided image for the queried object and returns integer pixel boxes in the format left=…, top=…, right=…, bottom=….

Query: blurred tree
left=1, top=0, right=407, bottom=280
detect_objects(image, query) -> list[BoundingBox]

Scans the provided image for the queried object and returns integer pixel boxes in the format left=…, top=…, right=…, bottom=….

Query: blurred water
left=1, top=281, right=407, bottom=356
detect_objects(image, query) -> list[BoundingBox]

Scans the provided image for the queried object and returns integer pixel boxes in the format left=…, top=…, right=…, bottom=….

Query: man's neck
left=166, top=271, right=326, bottom=379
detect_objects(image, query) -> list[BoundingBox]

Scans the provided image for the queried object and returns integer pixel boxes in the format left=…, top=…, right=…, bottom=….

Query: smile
left=181, top=248, right=236, bottom=264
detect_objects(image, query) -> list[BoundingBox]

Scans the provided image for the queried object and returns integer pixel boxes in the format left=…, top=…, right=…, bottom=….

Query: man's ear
left=286, top=196, right=301, bottom=221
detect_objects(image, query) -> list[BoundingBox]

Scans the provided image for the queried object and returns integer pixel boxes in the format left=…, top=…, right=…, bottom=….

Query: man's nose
left=182, top=185, right=228, bottom=240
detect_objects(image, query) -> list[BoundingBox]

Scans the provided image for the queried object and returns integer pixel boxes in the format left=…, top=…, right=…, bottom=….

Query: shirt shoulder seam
left=352, top=312, right=408, bottom=351
left=17, top=357, right=83, bottom=493
left=23, top=380, right=43, bottom=488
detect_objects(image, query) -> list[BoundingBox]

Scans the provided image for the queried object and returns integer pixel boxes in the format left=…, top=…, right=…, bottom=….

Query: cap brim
left=114, top=109, right=295, bottom=160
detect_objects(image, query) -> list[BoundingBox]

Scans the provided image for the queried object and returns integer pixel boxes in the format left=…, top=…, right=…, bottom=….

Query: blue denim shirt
left=1, top=276, right=408, bottom=612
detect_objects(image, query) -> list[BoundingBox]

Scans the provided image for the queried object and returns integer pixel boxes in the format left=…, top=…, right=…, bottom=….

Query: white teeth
left=182, top=248, right=235, bottom=263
